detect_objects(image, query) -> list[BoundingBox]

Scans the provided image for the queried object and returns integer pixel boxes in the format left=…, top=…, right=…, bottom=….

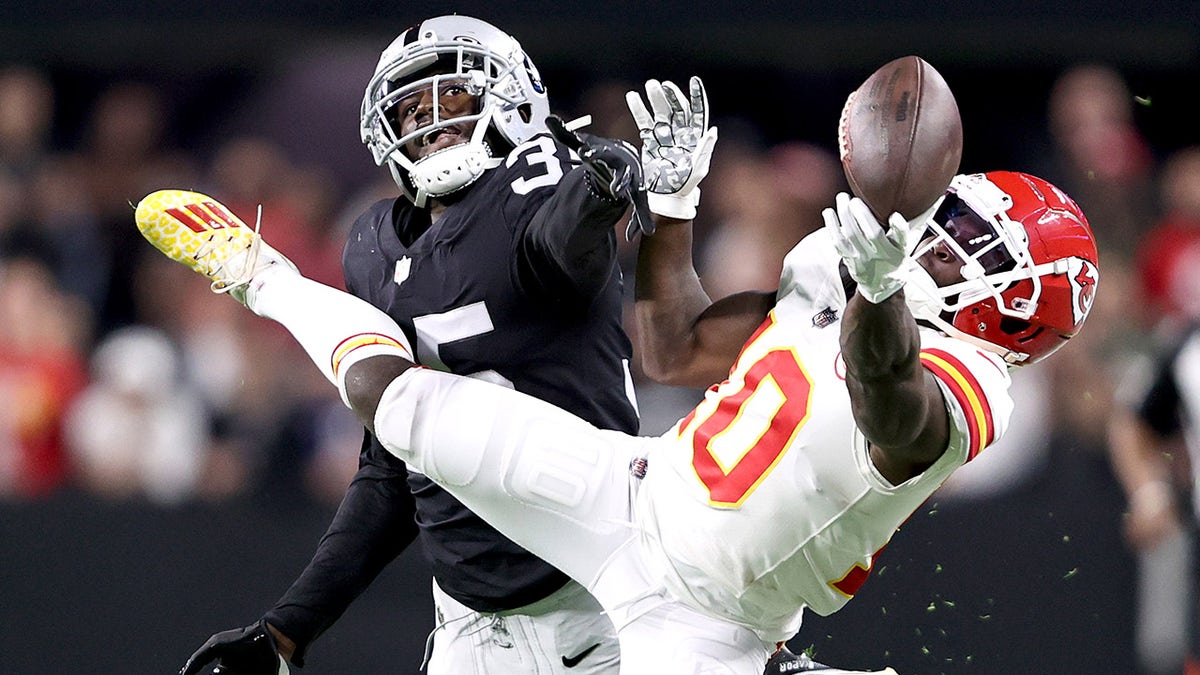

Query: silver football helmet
left=360, top=16, right=551, bottom=206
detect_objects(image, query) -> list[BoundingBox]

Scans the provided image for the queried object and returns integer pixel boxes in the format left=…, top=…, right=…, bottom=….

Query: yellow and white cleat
left=134, top=189, right=295, bottom=304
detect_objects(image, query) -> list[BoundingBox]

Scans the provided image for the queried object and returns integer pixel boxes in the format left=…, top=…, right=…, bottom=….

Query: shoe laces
left=192, top=204, right=265, bottom=295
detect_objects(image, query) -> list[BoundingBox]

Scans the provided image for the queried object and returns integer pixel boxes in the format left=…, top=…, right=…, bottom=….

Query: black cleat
left=765, top=646, right=898, bottom=675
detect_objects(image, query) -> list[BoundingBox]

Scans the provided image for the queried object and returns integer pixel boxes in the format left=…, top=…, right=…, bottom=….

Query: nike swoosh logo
left=562, top=643, right=601, bottom=668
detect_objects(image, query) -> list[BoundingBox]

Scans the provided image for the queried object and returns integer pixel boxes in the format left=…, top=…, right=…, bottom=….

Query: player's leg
left=427, top=578, right=619, bottom=675
left=616, top=600, right=775, bottom=675
left=135, top=189, right=773, bottom=672
left=134, top=189, right=417, bottom=418
left=135, top=188, right=645, bottom=596
left=369, top=365, right=651, bottom=597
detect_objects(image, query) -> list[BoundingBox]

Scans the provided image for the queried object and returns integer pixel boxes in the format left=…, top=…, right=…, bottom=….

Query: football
left=837, top=55, right=963, bottom=221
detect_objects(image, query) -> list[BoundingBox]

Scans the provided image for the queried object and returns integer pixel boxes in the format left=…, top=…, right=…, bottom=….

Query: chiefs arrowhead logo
left=1068, top=257, right=1099, bottom=325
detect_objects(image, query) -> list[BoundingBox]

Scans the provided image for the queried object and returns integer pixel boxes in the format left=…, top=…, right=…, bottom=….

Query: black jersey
left=266, top=134, right=639, bottom=659
left=343, top=137, right=637, bottom=434
left=1135, top=326, right=1200, bottom=439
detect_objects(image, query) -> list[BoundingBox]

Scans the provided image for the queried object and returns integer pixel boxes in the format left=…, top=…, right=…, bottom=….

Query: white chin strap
left=900, top=262, right=945, bottom=325
left=401, top=143, right=499, bottom=207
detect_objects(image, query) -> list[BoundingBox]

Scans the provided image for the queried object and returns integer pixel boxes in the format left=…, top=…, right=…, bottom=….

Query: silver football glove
left=824, top=193, right=941, bottom=303
left=625, top=76, right=718, bottom=220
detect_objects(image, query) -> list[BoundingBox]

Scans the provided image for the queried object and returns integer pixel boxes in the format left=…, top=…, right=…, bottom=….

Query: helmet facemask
left=908, top=187, right=1029, bottom=312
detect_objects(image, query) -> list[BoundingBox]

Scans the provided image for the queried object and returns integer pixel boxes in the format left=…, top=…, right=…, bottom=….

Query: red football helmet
left=905, top=171, right=1100, bottom=365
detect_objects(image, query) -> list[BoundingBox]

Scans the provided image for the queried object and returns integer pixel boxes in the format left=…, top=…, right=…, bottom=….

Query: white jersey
left=635, top=229, right=1014, bottom=643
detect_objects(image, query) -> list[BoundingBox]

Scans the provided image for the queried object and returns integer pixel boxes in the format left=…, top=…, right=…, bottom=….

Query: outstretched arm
left=828, top=193, right=949, bottom=485
left=516, top=117, right=650, bottom=306
left=635, top=216, right=774, bottom=387
left=628, top=76, right=771, bottom=387
left=841, top=289, right=949, bottom=484
left=517, top=167, right=626, bottom=307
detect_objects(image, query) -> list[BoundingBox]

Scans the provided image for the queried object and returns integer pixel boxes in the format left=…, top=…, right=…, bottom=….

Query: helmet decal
left=1069, top=257, right=1099, bottom=325
left=523, top=54, right=546, bottom=94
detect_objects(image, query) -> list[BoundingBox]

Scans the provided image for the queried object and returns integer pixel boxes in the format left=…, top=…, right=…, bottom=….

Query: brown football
left=838, top=55, right=963, bottom=221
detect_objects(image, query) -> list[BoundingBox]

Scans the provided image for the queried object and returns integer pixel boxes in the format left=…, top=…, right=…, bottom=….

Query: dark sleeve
left=1136, top=351, right=1183, bottom=438
left=515, top=166, right=626, bottom=307
left=263, top=431, right=419, bottom=666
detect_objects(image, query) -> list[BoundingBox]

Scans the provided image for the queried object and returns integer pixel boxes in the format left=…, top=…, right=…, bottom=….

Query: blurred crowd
left=0, top=66, right=362, bottom=507
left=2, top=58, right=1199, bottom=654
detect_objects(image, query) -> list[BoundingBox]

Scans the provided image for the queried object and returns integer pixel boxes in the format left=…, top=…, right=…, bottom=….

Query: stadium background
left=1, top=1, right=1199, bottom=673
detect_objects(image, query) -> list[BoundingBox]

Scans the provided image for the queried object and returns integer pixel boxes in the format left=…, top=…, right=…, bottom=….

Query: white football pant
left=428, top=577, right=619, bottom=674
left=375, top=368, right=775, bottom=674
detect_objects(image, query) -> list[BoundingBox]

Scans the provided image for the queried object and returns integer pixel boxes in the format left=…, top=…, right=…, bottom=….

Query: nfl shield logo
left=394, top=256, right=412, bottom=286
left=812, top=307, right=838, bottom=328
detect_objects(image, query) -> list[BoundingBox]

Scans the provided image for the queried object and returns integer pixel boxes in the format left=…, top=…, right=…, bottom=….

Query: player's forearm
left=840, top=291, right=928, bottom=445
left=264, top=468, right=418, bottom=663
left=633, top=216, right=713, bottom=383
left=520, top=168, right=624, bottom=302
left=265, top=532, right=413, bottom=664
left=1108, top=409, right=1172, bottom=499
left=841, top=291, right=921, bottom=378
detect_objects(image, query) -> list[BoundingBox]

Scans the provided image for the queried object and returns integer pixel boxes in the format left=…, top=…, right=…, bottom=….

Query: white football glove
left=824, top=193, right=941, bottom=303
left=625, top=76, right=718, bottom=220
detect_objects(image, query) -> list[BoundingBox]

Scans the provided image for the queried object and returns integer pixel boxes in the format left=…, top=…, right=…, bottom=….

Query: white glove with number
left=625, top=76, right=718, bottom=221
left=824, top=192, right=940, bottom=303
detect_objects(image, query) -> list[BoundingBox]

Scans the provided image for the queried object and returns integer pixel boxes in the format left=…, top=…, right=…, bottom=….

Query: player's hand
left=546, top=114, right=654, bottom=240
left=180, top=620, right=289, bottom=675
left=625, top=76, right=718, bottom=221
left=1124, top=480, right=1182, bottom=550
left=824, top=192, right=929, bottom=303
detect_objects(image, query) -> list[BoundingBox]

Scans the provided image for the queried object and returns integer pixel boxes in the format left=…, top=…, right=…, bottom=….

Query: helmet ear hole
left=999, top=316, right=1047, bottom=345
left=517, top=103, right=532, bottom=123
left=999, top=316, right=1031, bottom=335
